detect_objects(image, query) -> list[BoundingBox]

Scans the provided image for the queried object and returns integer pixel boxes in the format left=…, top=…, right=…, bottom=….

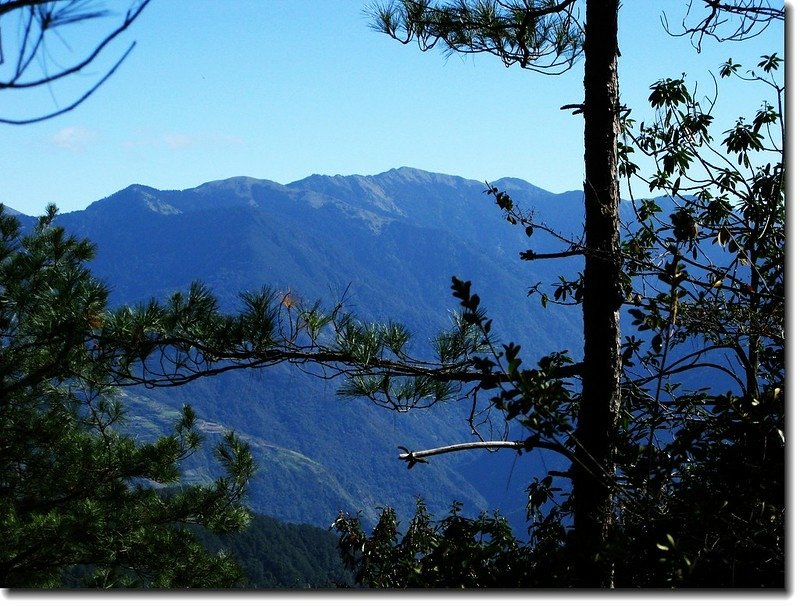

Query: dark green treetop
left=0, top=207, right=254, bottom=588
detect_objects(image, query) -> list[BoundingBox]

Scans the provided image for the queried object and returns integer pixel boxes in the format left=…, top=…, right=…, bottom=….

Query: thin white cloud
left=124, top=131, right=245, bottom=151
left=51, top=127, right=97, bottom=152
left=162, top=132, right=196, bottom=149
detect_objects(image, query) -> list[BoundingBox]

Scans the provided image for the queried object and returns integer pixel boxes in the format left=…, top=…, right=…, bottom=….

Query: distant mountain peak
left=381, top=166, right=433, bottom=179
left=83, top=184, right=182, bottom=216
left=194, top=175, right=282, bottom=191
left=375, top=166, right=474, bottom=186
left=287, top=172, right=405, bottom=221
left=373, top=168, right=557, bottom=197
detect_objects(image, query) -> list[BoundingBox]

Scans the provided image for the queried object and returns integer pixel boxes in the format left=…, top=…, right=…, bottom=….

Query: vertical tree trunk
left=572, top=0, right=622, bottom=588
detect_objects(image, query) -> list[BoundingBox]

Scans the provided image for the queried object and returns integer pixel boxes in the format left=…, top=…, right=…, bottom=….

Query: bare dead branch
left=0, top=0, right=150, bottom=124
left=662, top=0, right=784, bottom=52
left=397, top=435, right=572, bottom=468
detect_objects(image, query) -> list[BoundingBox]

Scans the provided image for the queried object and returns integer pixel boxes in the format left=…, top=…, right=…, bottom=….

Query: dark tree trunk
left=572, top=0, right=622, bottom=588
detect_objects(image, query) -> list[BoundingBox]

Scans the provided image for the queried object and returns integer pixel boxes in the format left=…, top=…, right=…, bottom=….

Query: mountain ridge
left=36, top=166, right=581, bottom=220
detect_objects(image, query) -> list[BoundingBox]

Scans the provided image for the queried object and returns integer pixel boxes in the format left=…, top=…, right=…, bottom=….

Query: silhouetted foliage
left=0, top=207, right=255, bottom=588
left=334, top=500, right=565, bottom=588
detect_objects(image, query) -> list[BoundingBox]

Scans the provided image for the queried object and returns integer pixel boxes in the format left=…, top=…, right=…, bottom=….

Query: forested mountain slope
left=46, top=167, right=586, bottom=532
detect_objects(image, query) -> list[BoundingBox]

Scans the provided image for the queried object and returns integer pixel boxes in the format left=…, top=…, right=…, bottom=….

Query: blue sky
left=0, top=0, right=786, bottom=216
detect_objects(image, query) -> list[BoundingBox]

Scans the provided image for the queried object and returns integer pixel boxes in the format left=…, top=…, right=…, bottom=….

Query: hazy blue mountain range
left=18, top=167, right=591, bottom=532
